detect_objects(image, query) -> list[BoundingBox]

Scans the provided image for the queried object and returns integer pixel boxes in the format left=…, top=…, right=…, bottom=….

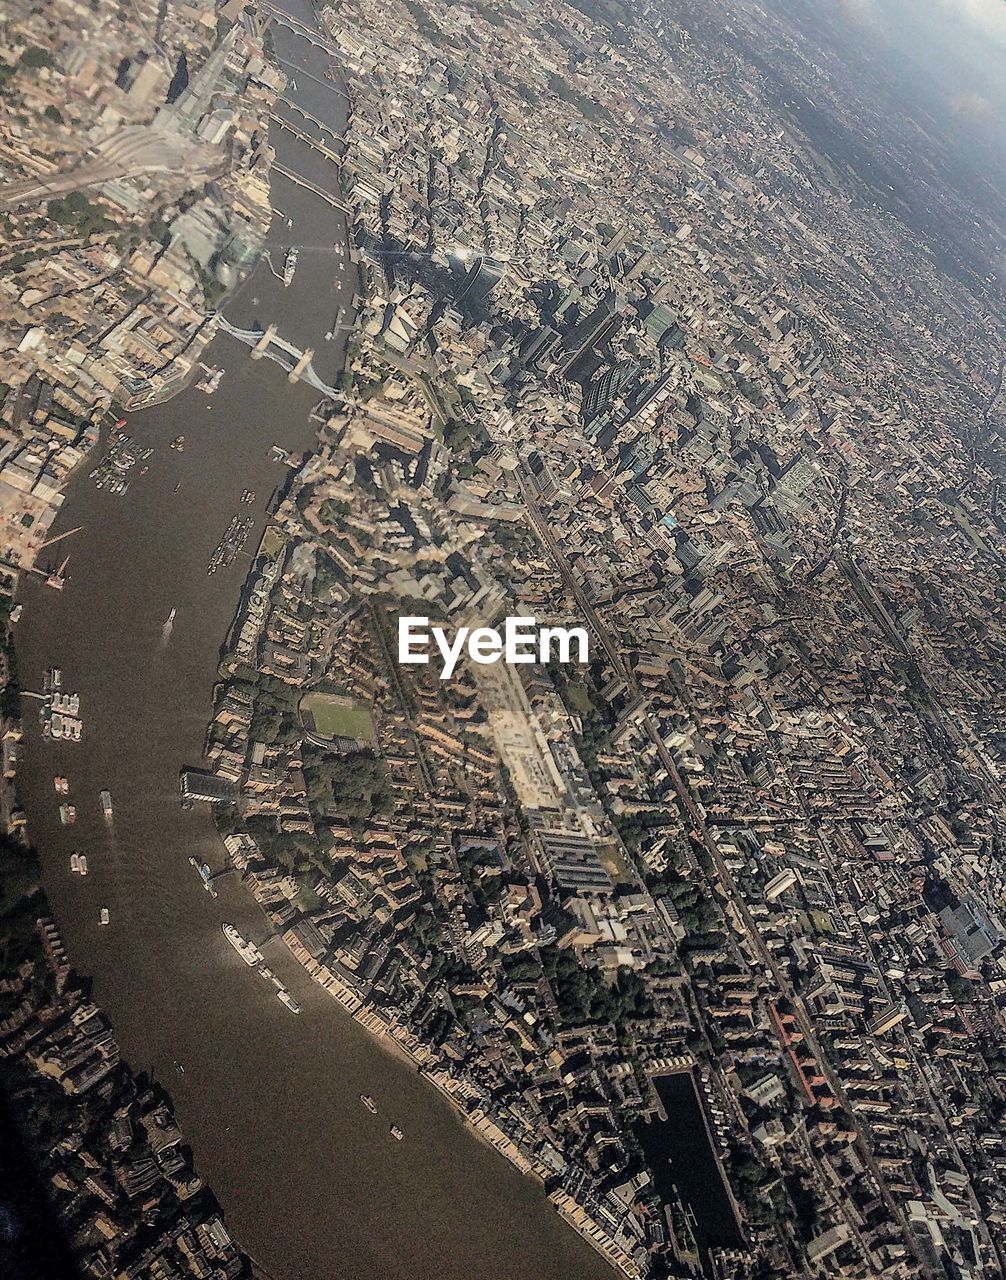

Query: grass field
left=601, top=841, right=634, bottom=886
left=300, top=692, right=375, bottom=742
left=259, top=526, right=287, bottom=560
left=563, top=681, right=594, bottom=715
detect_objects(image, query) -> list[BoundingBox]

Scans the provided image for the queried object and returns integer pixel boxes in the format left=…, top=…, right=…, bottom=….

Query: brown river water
left=11, top=4, right=615, bottom=1277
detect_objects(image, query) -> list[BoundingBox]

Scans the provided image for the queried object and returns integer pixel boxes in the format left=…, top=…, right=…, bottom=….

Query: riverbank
left=0, top=844, right=255, bottom=1280
left=276, top=897, right=643, bottom=1279
left=7, top=2, right=621, bottom=1278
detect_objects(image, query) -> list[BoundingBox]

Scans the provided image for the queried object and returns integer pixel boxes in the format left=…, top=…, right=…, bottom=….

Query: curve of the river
left=12, top=5, right=615, bottom=1279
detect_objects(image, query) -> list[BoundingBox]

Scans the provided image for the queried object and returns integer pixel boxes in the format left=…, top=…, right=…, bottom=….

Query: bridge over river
left=214, top=314, right=340, bottom=399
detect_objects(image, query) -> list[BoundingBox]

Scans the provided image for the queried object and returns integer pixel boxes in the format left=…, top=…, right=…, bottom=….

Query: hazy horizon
left=827, top=0, right=1006, bottom=143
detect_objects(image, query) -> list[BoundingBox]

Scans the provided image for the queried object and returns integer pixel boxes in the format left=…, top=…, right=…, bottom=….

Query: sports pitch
left=300, top=693, right=375, bottom=742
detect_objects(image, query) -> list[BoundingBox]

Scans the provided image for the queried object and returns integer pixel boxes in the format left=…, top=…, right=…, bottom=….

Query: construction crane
left=21, top=526, right=84, bottom=584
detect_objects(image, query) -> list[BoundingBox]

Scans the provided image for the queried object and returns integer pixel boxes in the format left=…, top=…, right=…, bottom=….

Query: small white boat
left=390, top=1125, right=403, bottom=1142
left=99, top=907, right=110, bottom=926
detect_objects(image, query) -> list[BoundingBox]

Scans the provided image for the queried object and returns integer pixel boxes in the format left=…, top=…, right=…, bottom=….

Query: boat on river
left=189, top=856, right=217, bottom=896
left=360, top=1094, right=377, bottom=1115
left=222, top=923, right=264, bottom=967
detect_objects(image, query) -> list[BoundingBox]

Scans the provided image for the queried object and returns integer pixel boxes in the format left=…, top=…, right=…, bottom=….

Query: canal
left=10, top=4, right=616, bottom=1279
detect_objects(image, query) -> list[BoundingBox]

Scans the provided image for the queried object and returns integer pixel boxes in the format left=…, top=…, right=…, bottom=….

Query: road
left=517, top=469, right=934, bottom=1276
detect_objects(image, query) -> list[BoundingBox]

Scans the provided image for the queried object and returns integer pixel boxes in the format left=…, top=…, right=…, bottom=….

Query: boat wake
left=159, top=606, right=177, bottom=649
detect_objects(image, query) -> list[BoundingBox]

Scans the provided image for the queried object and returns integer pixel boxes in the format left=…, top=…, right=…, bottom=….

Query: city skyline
left=2, top=2, right=1006, bottom=1280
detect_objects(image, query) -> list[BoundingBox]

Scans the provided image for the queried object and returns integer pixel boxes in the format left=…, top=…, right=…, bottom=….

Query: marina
left=637, top=1073, right=744, bottom=1259
left=8, top=2, right=618, bottom=1278
left=88, top=433, right=153, bottom=496
left=40, top=667, right=82, bottom=741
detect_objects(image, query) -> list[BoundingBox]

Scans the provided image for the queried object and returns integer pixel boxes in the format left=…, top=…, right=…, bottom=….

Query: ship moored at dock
left=189, top=856, right=218, bottom=896
left=222, top=922, right=264, bottom=967
left=278, top=989, right=301, bottom=1014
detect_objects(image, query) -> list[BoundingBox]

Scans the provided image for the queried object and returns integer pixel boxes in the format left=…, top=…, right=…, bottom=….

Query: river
left=11, top=5, right=615, bottom=1279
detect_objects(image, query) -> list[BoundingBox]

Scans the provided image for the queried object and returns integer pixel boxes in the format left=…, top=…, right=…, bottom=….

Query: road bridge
left=267, top=113, right=342, bottom=164
left=258, top=1, right=349, bottom=70
left=215, top=315, right=339, bottom=399
left=275, top=96, right=341, bottom=139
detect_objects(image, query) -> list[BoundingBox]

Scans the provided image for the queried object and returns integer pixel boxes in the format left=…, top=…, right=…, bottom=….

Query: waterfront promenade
left=10, top=3, right=617, bottom=1278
